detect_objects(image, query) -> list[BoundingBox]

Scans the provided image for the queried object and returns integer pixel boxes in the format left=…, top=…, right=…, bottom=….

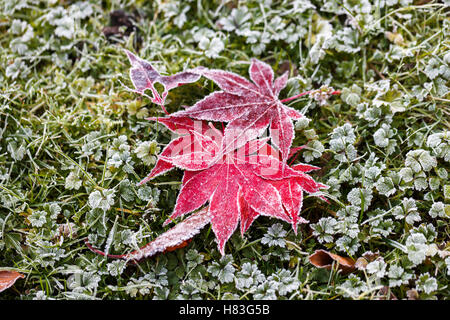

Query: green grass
left=0, top=0, right=449, bottom=300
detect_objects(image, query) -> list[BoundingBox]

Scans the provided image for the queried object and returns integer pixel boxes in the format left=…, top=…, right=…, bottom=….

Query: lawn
left=0, top=0, right=449, bottom=300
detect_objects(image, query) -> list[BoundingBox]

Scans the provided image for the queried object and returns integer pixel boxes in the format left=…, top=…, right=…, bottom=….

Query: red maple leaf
left=87, top=56, right=337, bottom=261
left=170, top=59, right=306, bottom=163
left=146, top=119, right=327, bottom=254
left=86, top=117, right=326, bottom=259
left=137, top=116, right=222, bottom=185
left=125, top=50, right=201, bottom=113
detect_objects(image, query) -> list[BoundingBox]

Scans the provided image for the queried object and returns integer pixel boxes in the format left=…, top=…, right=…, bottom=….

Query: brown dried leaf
left=378, top=286, right=398, bottom=300
left=309, top=249, right=356, bottom=274
left=0, top=270, right=24, bottom=293
left=354, top=257, right=368, bottom=270
left=406, top=289, right=419, bottom=300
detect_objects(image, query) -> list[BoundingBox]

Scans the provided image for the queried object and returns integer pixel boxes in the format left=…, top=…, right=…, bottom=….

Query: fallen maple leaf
left=172, top=59, right=339, bottom=163
left=308, top=249, right=356, bottom=274
left=148, top=122, right=326, bottom=254
left=137, top=116, right=222, bottom=186
left=169, top=59, right=297, bottom=163
left=85, top=206, right=210, bottom=261
left=125, top=50, right=202, bottom=113
left=0, top=270, right=24, bottom=293
left=90, top=55, right=335, bottom=261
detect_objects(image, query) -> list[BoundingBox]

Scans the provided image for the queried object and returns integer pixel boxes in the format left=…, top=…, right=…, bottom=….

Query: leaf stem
left=280, top=91, right=312, bottom=103
left=280, top=90, right=341, bottom=104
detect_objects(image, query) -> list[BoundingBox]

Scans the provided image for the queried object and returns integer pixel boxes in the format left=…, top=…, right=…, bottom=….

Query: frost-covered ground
left=0, top=0, right=449, bottom=300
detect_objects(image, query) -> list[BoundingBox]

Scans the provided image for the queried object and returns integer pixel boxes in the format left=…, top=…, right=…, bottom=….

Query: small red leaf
left=125, top=50, right=201, bottom=106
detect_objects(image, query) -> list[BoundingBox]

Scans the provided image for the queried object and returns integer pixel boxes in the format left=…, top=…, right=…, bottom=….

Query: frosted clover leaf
left=328, top=27, right=360, bottom=54
left=161, top=2, right=190, bottom=28
left=329, top=123, right=358, bottom=162
left=111, top=135, right=130, bottom=153
left=404, top=149, right=437, bottom=173
left=80, top=132, right=103, bottom=160
left=416, top=273, right=438, bottom=294
left=311, top=217, right=337, bottom=243
left=338, top=274, right=368, bottom=299
left=137, top=186, right=160, bottom=206
left=268, top=269, right=300, bottom=296
left=88, top=189, right=115, bottom=212
left=186, top=249, right=204, bottom=269
left=330, top=123, right=356, bottom=145
left=67, top=270, right=101, bottom=293
left=399, top=167, right=428, bottom=191
left=375, top=176, right=397, bottom=197
left=109, top=150, right=134, bottom=173
left=198, top=37, right=224, bottom=59
left=69, top=2, right=94, bottom=19
left=336, top=205, right=359, bottom=221
left=405, top=233, right=428, bottom=265
left=119, top=179, right=135, bottom=202
left=253, top=282, right=277, bottom=300
left=261, top=223, right=288, bottom=248
left=29, top=210, right=47, bottom=227
left=429, top=202, right=446, bottom=219
left=235, top=263, right=266, bottom=291
left=336, top=236, right=360, bottom=255
left=392, top=198, right=421, bottom=225
left=413, top=223, right=437, bottom=242
left=303, top=140, right=325, bottom=163
left=207, top=255, right=235, bottom=284
left=366, top=258, right=387, bottom=279
left=445, top=257, right=450, bottom=276
left=388, top=265, right=412, bottom=287
left=426, top=131, right=450, bottom=161
left=107, top=260, right=126, bottom=277
left=6, top=59, right=30, bottom=80
left=7, top=141, right=26, bottom=161
left=424, top=57, right=450, bottom=80
left=125, top=267, right=168, bottom=298
left=65, top=171, right=82, bottom=190
left=341, top=84, right=361, bottom=106
left=9, top=19, right=34, bottom=55
left=347, top=188, right=373, bottom=212
left=135, top=140, right=159, bottom=166
left=373, top=124, right=397, bottom=155
left=217, top=7, right=252, bottom=35
left=335, top=206, right=359, bottom=238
